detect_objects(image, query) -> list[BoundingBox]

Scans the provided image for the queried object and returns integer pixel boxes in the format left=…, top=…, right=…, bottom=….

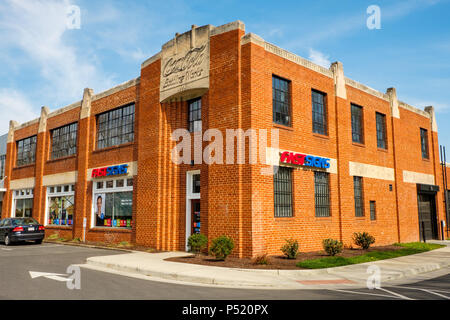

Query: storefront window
left=13, top=188, right=34, bottom=218
left=93, top=177, right=133, bottom=229
left=47, top=185, right=75, bottom=226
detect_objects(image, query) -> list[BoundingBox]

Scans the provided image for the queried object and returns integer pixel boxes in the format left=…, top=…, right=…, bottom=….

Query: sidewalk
left=82, top=241, right=450, bottom=290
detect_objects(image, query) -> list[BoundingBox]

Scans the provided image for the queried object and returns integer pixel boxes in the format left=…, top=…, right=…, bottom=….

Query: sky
left=0, top=0, right=449, bottom=153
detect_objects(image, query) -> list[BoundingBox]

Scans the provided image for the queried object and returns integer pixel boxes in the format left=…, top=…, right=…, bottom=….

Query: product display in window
left=94, top=191, right=132, bottom=228
left=48, top=196, right=74, bottom=226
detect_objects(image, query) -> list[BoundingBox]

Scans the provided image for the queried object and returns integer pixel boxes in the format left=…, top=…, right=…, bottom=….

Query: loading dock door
left=418, top=194, right=438, bottom=240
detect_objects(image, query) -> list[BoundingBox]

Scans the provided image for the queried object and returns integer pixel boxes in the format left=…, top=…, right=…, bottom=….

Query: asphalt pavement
left=0, top=242, right=448, bottom=300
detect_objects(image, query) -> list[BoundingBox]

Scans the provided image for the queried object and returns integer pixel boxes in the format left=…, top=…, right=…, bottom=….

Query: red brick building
left=1, top=21, right=448, bottom=257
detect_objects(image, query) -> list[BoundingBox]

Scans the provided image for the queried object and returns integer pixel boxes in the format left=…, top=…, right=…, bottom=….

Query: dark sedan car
left=0, top=218, right=45, bottom=246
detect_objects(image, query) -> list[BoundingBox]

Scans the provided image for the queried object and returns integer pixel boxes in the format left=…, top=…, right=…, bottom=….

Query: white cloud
left=0, top=0, right=115, bottom=112
left=308, top=48, right=331, bottom=68
left=0, top=89, right=38, bottom=133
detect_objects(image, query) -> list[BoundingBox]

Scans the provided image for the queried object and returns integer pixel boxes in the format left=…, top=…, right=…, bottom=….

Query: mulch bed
left=165, top=245, right=404, bottom=270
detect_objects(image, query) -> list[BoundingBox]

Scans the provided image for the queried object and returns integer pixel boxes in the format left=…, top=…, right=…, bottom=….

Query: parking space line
left=419, top=289, right=450, bottom=299
left=389, top=285, right=450, bottom=294
left=377, top=288, right=414, bottom=300
left=329, top=289, right=402, bottom=299
left=1, top=248, right=12, bottom=251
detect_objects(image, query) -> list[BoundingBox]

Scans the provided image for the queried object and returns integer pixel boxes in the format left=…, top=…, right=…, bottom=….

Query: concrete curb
left=44, top=240, right=139, bottom=253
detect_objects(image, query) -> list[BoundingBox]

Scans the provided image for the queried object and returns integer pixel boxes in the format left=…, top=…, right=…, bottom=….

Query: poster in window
left=94, top=193, right=106, bottom=226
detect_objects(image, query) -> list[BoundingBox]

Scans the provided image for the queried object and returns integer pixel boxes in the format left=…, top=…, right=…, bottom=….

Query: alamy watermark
left=366, top=265, right=381, bottom=289
left=367, top=5, right=381, bottom=30
left=66, top=4, right=81, bottom=30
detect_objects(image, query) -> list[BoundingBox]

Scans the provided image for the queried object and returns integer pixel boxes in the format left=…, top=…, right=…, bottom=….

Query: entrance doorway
left=418, top=193, right=438, bottom=240
left=185, top=170, right=200, bottom=250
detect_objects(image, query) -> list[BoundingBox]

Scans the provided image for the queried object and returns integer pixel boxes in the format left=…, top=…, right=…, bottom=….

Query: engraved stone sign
left=160, top=25, right=210, bottom=102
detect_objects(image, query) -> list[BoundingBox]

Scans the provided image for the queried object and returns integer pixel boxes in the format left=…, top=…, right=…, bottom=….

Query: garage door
left=418, top=194, right=438, bottom=241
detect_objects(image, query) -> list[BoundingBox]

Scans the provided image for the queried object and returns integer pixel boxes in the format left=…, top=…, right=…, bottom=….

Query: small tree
left=353, top=232, right=375, bottom=250
left=281, top=239, right=299, bottom=259
left=209, top=235, right=234, bottom=260
left=188, top=234, right=208, bottom=255
left=322, top=238, right=343, bottom=256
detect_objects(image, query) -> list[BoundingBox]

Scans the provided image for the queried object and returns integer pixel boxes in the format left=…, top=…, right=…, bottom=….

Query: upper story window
left=312, top=90, right=327, bottom=135
left=51, top=123, right=78, bottom=160
left=376, top=112, right=387, bottom=149
left=96, top=104, right=135, bottom=150
left=351, top=104, right=364, bottom=144
left=272, top=76, right=291, bottom=126
left=0, top=154, right=5, bottom=180
left=188, top=98, right=202, bottom=132
left=274, top=166, right=293, bottom=217
left=420, top=128, right=429, bottom=159
left=16, top=136, right=37, bottom=167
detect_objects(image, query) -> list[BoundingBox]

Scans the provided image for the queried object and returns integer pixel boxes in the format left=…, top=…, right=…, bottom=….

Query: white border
left=185, top=170, right=200, bottom=251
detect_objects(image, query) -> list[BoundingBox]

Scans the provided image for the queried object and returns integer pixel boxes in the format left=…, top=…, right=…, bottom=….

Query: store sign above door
left=91, top=164, right=128, bottom=178
left=280, top=152, right=330, bottom=169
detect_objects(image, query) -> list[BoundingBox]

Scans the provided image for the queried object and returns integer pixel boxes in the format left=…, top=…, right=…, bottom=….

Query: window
left=47, top=185, right=75, bottom=226
left=188, top=98, right=202, bottom=132
left=273, top=76, right=291, bottom=126
left=370, top=201, right=376, bottom=220
left=16, top=136, right=37, bottom=167
left=274, top=166, right=293, bottom=217
left=351, top=104, right=364, bottom=144
left=13, top=188, right=34, bottom=218
left=192, top=174, right=200, bottom=194
left=354, top=176, right=364, bottom=217
left=51, top=123, right=78, bottom=159
left=376, top=112, right=387, bottom=149
left=315, top=171, right=330, bottom=217
left=420, top=128, right=429, bottom=159
left=96, top=104, right=135, bottom=150
left=0, top=154, right=5, bottom=180
left=93, top=178, right=133, bottom=228
left=312, top=90, right=327, bottom=135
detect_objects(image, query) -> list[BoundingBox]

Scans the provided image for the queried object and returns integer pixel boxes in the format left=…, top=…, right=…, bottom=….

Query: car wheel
left=4, top=235, right=11, bottom=246
left=35, top=239, right=43, bottom=244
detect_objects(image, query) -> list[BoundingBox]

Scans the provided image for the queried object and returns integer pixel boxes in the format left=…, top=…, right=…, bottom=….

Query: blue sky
left=0, top=0, right=449, bottom=152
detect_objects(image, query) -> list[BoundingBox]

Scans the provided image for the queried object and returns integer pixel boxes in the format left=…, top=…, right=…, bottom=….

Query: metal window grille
left=272, top=76, right=291, bottom=126
left=96, top=104, right=135, bottom=150
left=188, top=98, right=202, bottom=132
left=315, top=171, right=330, bottom=217
left=312, top=90, right=327, bottom=135
left=351, top=104, right=364, bottom=144
left=376, top=112, right=387, bottom=149
left=370, top=201, right=376, bottom=220
left=51, top=123, right=78, bottom=160
left=16, top=136, right=37, bottom=167
left=274, top=166, right=293, bottom=217
left=420, top=128, right=429, bottom=159
left=0, top=154, right=5, bottom=180
left=354, top=176, right=364, bottom=217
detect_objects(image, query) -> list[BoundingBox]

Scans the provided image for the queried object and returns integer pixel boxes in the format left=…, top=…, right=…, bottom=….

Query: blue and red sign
left=91, top=164, right=128, bottom=178
left=280, top=151, right=330, bottom=169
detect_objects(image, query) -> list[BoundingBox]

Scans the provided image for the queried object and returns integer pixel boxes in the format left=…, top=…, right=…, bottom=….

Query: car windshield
left=11, top=218, right=39, bottom=225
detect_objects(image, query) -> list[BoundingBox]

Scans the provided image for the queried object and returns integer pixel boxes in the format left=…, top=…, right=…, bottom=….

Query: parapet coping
left=398, top=100, right=431, bottom=118
left=92, top=77, right=140, bottom=101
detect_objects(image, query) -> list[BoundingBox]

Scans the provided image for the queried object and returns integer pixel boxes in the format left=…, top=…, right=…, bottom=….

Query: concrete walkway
left=82, top=241, right=450, bottom=290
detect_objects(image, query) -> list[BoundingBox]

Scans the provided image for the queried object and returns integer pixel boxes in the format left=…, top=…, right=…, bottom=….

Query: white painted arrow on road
left=29, top=271, right=71, bottom=282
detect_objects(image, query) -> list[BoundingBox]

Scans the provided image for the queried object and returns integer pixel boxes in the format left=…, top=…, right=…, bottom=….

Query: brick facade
left=1, top=21, right=448, bottom=257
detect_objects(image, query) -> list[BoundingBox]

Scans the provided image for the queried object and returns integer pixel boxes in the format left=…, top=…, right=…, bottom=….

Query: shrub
left=252, top=253, right=269, bottom=265
left=209, top=235, right=234, bottom=260
left=188, top=234, right=208, bottom=254
left=281, top=239, right=299, bottom=259
left=353, top=232, right=375, bottom=250
left=322, top=238, right=343, bottom=256
left=47, top=234, right=59, bottom=240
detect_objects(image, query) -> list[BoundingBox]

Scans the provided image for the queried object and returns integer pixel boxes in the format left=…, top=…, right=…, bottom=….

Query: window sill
left=93, top=142, right=134, bottom=154
left=352, top=142, right=365, bottom=148
left=377, top=148, right=388, bottom=153
left=312, top=133, right=330, bottom=140
left=89, top=227, right=132, bottom=233
left=272, top=123, right=293, bottom=131
left=46, top=155, right=77, bottom=164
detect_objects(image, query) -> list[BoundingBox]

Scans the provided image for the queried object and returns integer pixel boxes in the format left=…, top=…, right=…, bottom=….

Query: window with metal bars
left=51, top=122, right=78, bottom=160
left=376, top=112, right=387, bottom=149
left=420, top=128, right=429, bottom=159
left=274, top=166, right=293, bottom=217
left=188, top=98, right=202, bottom=132
left=351, top=104, right=364, bottom=144
left=96, top=104, right=135, bottom=150
left=370, top=201, right=376, bottom=220
left=0, top=154, right=5, bottom=180
left=16, top=136, right=37, bottom=167
left=312, top=90, right=327, bottom=135
left=354, top=176, right=364, bottom=217
left=315, top=171, right=330, bottom=217
left=272, top=76, right=291, bottom=126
